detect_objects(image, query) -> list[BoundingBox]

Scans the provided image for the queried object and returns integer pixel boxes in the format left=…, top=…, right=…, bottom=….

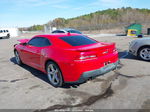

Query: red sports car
left=14, top=33, right=119, bottom=87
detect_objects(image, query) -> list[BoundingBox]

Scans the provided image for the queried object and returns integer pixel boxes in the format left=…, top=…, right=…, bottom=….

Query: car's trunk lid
left=73, top=42, right=116, bottom=56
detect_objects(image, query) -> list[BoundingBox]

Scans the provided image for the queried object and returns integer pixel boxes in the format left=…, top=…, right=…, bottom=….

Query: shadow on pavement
left=119, top=51, right=150, bottom=62
left=10, top=57, right=81, bottom=89
left=11, top=51, right=142, bottom=89
left=118, top=51, right=138, bottom=60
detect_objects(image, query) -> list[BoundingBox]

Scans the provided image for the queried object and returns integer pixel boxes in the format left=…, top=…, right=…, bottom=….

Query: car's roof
left=55, top=28, right=80, bottom=32
left=34, top=33, right=81, bottom=39
left=62, top=28, right=78, bottom=31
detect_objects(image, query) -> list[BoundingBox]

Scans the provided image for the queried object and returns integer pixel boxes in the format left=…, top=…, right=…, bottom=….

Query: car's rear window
left=60, top=35, right=97, bottom=46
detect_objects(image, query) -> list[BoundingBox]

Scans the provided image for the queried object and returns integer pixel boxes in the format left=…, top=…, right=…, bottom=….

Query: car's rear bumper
left=66, top=61, right=119, bottom=84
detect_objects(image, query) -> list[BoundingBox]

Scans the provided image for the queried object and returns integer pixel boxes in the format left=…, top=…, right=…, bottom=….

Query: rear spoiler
left=17, top=39, right=30, bottom=43
left=66, top=43, right=115, bottom=52
left=74, top=43, right=115, bottom=52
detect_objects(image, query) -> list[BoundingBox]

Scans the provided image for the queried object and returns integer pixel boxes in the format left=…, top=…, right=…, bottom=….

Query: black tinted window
left=52, top=30, right=65, bottom=33
left=52, top=31, right=58, bottom=33
left=60, top=35, right=97, bottom=46
left=28, top=37, right=51, bottom=47
left=57, top=31, right=65, bottom=33
left=68, top=30, right=82, bottom=34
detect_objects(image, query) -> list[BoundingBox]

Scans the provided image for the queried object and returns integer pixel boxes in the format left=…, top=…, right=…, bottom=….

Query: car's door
left=22, top=37, right=51, bottom=69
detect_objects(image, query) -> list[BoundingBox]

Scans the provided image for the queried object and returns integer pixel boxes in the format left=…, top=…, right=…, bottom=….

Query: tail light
left=75, top=51, right=97, bottom=61
left=79, top=55, right=97, bottom=60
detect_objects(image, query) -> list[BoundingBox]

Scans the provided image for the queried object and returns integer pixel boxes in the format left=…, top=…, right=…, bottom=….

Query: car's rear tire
left=46, top=61, right=64, bottom=87
left=14, top=50, right=23, bottom=65
left=138, top=46, right=150, bottom=61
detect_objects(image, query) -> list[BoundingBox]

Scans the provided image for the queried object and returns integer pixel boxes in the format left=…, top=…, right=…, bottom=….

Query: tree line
left=21, top=7, right=150, bottom=31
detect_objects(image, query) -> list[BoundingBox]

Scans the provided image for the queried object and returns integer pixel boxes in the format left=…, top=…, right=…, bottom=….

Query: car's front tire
left=138, top=46, right=150, bottom=61
left=14, top=50, right=23, bottom=65
left=46, top=61, right=64, bottom=87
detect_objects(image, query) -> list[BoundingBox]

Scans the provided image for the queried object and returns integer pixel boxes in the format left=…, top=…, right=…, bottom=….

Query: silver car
left=129, top=38, right=150, bottom=61
left=51, top=28, right=82, bottom=34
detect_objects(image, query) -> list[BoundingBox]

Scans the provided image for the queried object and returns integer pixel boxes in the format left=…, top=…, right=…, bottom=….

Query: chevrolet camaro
left=14, top=33, right=118, bottom=87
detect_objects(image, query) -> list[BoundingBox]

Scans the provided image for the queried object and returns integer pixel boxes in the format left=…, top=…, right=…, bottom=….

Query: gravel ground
left=0, top=33, right=150, bottom=111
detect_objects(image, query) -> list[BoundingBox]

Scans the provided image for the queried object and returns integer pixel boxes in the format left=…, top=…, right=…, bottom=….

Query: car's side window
left=28, top=37, right=51, bottom=47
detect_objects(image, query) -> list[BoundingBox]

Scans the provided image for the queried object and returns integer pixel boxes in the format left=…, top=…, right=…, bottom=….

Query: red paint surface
left=14, top=33, right=118, bottom=82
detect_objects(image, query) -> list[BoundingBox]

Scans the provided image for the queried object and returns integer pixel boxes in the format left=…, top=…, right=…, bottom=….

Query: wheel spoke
left=146, top=48, right=150, bottom=52
left=142, top=53, right=146, bottom=57
left=50, top=64, right=55, bottom=71
left=54, top=69, right=58, bottom=74
left=54, top=73, right=59, bottom=83
left=48, top=73, right=55, bottom=84
left=48, top=71, right=53, bottom=75
left=51, top=74, right=55, bottom=83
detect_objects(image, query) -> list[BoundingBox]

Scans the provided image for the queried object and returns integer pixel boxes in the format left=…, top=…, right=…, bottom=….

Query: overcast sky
left=0, top=0, right=149, bottom=27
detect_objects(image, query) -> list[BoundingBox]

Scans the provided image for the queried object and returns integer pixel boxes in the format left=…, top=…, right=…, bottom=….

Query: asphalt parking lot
left=0, top=33, right=150, bottom=111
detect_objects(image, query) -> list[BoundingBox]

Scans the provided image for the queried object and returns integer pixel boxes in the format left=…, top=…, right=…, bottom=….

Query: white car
left=0, top=30, right=10, bottom=39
